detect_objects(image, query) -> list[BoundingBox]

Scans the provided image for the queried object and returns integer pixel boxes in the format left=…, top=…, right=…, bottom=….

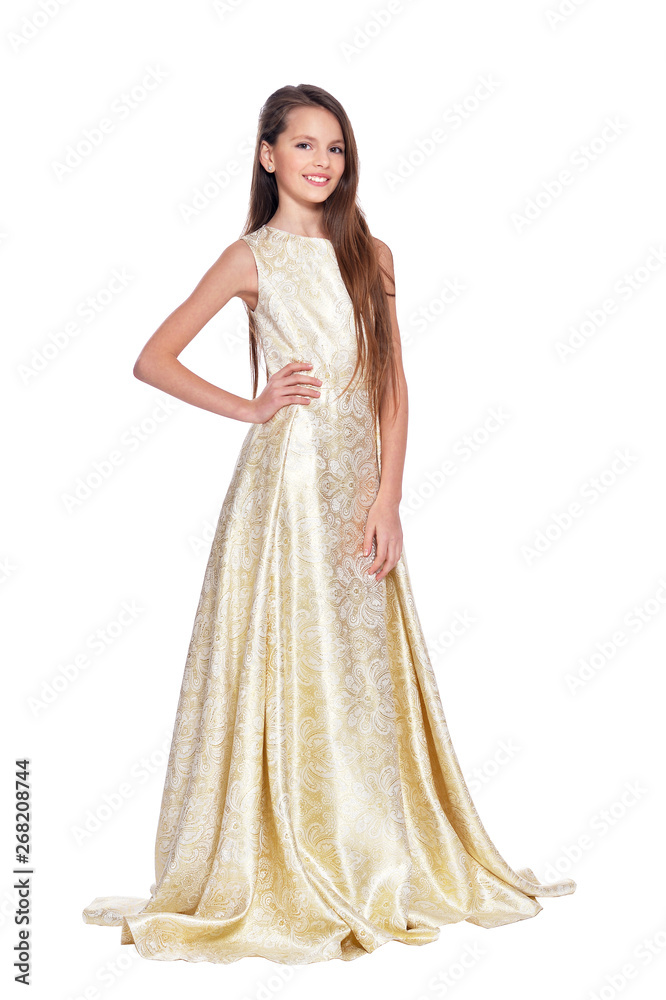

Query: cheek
left=282, top=153, right=308, bottom=174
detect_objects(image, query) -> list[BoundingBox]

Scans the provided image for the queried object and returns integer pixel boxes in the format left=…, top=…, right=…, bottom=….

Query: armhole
left=239, top=235, right=260, bottom=315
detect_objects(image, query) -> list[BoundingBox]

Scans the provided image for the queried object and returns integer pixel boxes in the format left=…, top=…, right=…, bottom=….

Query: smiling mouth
left=303, top=174, right=330, bottom=185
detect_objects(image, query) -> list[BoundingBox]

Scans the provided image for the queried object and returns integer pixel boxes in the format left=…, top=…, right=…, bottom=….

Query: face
left=260, top=105, right=346, bottom=202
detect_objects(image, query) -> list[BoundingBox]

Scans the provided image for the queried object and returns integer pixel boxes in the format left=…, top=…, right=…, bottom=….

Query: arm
left=363, top=238, right=409, bottom=582
left=132, top=239, right=260, bottom=423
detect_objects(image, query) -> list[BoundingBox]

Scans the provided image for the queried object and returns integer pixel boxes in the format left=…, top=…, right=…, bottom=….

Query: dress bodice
left=240, top=224, right=360, bottom=397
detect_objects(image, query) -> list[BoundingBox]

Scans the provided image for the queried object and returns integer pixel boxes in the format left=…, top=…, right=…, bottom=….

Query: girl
left=82, top=83, right=575, bottom=966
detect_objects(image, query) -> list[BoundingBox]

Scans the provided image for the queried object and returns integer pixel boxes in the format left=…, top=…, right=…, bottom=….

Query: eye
left=295, top=143, right=345, bottom=154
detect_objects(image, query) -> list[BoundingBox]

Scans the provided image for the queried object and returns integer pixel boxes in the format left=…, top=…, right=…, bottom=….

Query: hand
left=247, top=361, right=323, bottom=423
left=362, top=494, right=403, bottom=583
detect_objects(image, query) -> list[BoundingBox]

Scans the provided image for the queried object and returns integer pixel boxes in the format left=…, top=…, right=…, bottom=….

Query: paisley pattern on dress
left=82, top=224, right=576, bottom=965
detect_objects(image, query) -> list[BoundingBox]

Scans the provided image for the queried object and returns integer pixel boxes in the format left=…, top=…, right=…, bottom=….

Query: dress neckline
left=264, top=225, right=332, bottom=244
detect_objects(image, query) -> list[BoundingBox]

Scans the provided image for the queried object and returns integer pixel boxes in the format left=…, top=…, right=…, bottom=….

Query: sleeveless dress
left=82, top=223, right=576, bottom=964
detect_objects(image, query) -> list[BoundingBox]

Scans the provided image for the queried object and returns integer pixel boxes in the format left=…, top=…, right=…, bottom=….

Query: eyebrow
left=290, top=133, right=345, bottom=145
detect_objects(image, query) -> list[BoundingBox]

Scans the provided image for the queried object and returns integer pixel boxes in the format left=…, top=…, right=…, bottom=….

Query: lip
left=303, top=174, right=331, bottom=185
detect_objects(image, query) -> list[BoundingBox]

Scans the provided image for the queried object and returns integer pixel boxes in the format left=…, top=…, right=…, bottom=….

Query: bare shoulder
left=210, top=237, right=258, bottom=311
left=373, top=236, right=396, bottom=296
left=217, top=237, right=256, bottom=273
left=373, top=236, right=393, bottom=265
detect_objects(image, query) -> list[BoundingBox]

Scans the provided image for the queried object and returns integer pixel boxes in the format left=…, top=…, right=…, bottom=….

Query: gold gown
left=82, top=224, right=576, bottom=964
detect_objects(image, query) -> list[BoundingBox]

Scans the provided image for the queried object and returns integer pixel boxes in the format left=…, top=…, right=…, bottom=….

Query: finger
left=376, top=543, right=398, bottom=582
left=279, top=374, right=321, bottom=397
left=368, top=537, right=387, bottom=575
left=284, top=375, right=322, bottom=389
left=289, top=385, right=321, bottom=397
left=287, top=361, right=320, bottom=381
left=283, top=388, right=320, bottom=402
left=287, top=372, right=322, bottom=384
left=375, top=542, right=399, bottom=582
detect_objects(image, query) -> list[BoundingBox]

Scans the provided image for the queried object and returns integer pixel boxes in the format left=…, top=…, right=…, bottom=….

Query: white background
left=3, top=0, right=665, bottom=997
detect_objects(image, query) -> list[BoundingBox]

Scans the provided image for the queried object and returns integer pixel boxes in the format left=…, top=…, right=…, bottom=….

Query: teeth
left=305, top=175, right=328, bottom=184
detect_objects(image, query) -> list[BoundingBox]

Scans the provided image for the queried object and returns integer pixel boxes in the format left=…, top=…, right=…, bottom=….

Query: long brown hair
left=240, top=83, right=399, bottom=429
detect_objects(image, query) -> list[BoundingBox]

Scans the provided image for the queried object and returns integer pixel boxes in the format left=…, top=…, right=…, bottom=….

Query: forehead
left=283, top=105, right=344, bottom=143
